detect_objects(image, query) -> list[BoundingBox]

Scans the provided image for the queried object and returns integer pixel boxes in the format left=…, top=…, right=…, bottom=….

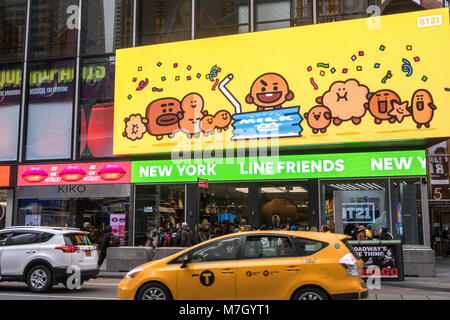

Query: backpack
left=163, top=233, right=172, bottom=247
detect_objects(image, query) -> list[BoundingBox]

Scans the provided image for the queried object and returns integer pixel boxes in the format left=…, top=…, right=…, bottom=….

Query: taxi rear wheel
left=292, top=286, right=329, bottom=300
left=136, top=282, right=172, bottom=300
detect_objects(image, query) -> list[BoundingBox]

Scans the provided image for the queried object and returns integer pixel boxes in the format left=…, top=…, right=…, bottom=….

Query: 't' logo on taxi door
left=200, top=270, right=215, bottom=286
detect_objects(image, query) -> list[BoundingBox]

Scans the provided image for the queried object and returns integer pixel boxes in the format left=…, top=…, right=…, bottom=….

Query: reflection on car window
left=291, top=237, right=328, bottom=257
left=10, top=232, right=40, bottom=246
left=191, top=237, right=241, bottom=263
left=0, top=233, right=10, bottom=246
left=244, top=236, right=294, bottom=259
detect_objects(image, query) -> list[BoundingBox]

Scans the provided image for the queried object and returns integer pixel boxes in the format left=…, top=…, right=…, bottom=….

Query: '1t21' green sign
left=131, top=150, right=426, bottom=183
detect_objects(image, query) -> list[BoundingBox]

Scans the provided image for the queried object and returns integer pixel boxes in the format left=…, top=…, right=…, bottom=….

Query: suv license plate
left=85, top=250, right=91, bottom=257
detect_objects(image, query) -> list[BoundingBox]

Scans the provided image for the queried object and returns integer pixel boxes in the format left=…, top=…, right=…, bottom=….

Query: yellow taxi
left=117, top=231, right=368, bottom=300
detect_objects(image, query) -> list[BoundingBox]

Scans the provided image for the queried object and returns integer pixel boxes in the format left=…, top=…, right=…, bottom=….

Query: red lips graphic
left=22, top=167, right=48, bottom=183
left=98, top=165, right=126, bottom=181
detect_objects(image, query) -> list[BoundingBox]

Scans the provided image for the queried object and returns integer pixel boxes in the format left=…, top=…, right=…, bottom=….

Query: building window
left=255, top=0, right=313, bottom=31
left=318, top=0, right=369, bottom=23
left=28, top=0, right=78, bottom=60
left=25, top=60, right=75, bottom=160
left=138, top=0, right=191, bottom=46
left=134, top=184, right=186, bottom=247
left=81, top=0, right=133, bottom=56
left=0, top=0, right=27, bottom=63
left=195, top=0, right=250, bottom=39
left=79, top=57, right=116, bottom=159
left=0, top=65, right=21, bottom=161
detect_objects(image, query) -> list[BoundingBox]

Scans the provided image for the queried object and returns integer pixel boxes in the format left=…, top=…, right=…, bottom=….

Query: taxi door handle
left=221, top=269, right=235, bottom=275
left=26, top=250, right=36, bottom=254
left=286, top=266, right=300, bottom=271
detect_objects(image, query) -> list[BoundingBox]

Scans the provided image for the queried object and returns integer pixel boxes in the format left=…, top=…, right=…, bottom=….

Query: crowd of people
left=344, top=223, right=394, bottom=241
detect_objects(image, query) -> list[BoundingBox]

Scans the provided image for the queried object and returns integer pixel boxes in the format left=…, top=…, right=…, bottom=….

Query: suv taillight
left=339, top=252, right=359, bottom=277
left=55, top=245, right=79, bottom=253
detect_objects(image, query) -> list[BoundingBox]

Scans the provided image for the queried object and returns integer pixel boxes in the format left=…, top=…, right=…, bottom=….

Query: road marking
left=0, top=293, right=116, bottom=300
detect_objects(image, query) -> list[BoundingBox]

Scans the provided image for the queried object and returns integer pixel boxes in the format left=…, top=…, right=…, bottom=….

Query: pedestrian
left=98, top=225, right=112, bottom=268
left=357, top=225, right=368, bottom=240
left=378, top=227, right=394, bottom=240
left=310, top=226, right=318, bottom=232
left=181, top=222, right=193, bottom=247
left=145, top=235, right=154, bottom=248
left=174, top=223, right=183, bottom=246
left=320, top=225, right=329, bottom=232
left=351, top=223, right=360, bottom=240
left=157, top=227, right=166, bottom=247
left=199, top=222, right=211, bottom=242
left=211, top=225, right=222, bottom=239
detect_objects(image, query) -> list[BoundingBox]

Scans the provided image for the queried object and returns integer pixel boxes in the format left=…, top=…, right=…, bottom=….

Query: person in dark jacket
left=98, top=226, right=112, bottom=268
left=175, top=223, right=183, bottom=246
left=181, top=222, right=193, bottom=247
left=378, top=227, right=394, bottom=240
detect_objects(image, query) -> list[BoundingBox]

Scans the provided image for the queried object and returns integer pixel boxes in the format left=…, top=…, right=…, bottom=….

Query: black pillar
left=248, top=183, right=261, bottom=229
left=307, top=179, right=321, bottom=228
left=185, top=183, right=199, bottom=236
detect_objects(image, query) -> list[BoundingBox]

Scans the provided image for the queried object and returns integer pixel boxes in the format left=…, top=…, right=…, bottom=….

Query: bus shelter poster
left=114, top=9, right=450, bottom=155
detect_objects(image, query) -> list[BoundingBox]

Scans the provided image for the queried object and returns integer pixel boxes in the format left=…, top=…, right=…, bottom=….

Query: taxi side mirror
left=181, top=255, right=190, bottom=269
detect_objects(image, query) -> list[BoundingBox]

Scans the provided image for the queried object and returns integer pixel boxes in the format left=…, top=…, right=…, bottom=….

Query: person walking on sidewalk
left=98, top=226, right=112, bottom=268
left=181, top=222, right=193, bottom=247
left=357, top=225, right=368, bottom=241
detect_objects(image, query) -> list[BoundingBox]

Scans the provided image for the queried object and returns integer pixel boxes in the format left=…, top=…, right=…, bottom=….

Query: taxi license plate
left=85, top=250, right=91, bottom=257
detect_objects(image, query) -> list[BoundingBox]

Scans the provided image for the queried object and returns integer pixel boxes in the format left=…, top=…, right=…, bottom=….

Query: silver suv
left=0, top=226, right=99, bottom=292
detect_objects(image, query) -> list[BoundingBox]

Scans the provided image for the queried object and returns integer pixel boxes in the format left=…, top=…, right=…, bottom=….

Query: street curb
left=383, top=283, right=450, bottom=293
left=98, top=272, right=126, bottom=279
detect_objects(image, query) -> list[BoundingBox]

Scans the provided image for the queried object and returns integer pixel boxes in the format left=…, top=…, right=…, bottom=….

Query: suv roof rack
left=4, top=226, right=81, bottom=231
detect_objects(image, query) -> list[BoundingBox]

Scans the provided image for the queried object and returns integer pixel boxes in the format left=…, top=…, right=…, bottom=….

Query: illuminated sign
left=114, top=9, right=450, bottom=156
left=131, top=150, right=426, bottom=183
left=0, top=166, right=10, bottom=187
left=18, top=162, right=130, bottom=186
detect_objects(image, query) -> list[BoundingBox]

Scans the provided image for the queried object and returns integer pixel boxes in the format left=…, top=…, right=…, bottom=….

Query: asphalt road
left=0, top=278, right=448, bottom=300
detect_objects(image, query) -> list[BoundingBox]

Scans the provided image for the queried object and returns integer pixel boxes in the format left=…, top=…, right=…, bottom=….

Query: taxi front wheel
left=136, top=282, right=172, bottom=300
left=292, top=286, right=329, bottom=300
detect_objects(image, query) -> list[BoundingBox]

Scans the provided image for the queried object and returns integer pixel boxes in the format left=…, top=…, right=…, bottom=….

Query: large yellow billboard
left=114, top=9, right=450, bottom=155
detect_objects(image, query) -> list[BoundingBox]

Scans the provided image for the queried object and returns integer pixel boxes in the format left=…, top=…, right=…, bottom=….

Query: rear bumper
left=331, top=289, right=369, bottom=300
left=54, top=267, right=100, bottom=283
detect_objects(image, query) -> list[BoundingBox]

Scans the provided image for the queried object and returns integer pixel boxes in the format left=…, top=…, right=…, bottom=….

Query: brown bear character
left=178, top=93, right=205, bottom=139
left=214, top=110, right=232, bottom=133
left=365, top=89, right=401, bottom=124
left=409, top=89, right=436, bottom=128
left=304, top=105, right=332, bottom=134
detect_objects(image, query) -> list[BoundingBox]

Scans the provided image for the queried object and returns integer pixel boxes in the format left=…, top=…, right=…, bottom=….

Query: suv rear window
left=291, top=237, right=329, bottom=256
left=64, top=233, right=92, bottom=246
left=343, top=240, right=361, bottom=260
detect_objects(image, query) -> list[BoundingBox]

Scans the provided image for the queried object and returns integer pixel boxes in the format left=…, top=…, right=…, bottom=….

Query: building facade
left=0, top=0, right=449, bottom=255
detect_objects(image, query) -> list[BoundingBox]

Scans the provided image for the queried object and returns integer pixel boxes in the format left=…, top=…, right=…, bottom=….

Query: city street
left=0, top=278, right=449, bottom=300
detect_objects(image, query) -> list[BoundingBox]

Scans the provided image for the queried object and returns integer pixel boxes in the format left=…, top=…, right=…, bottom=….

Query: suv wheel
left=292, top=286, right=329, bottom=300
left=27, top=265, right=52, bottom=293
left=136, top=283, right=172, bottom=300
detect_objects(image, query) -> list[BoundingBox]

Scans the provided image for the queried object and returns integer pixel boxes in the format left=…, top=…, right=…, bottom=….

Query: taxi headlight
left=125, top=267, right=145, bottom=279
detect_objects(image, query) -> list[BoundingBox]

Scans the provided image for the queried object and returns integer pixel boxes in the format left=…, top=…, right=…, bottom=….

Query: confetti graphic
left=138, top=66, right=143, bottom=71
left=320, top=71, right=325, bottom=76
left=421, top=75, right=428, bottom=82
left=212, top=79, right=219, bottom=91
left=401, top=58, right=413, bottom=77
left=187, top=76, right=192, bottom=80
left=157, top=62, right=162, bottom=67
left=173, top=63, right=178, bottom=68
left=161, top=77, right=166, bottom=81
left=374, top=63, right=380, bottom=68
left=330, top=68, right=336, bottom=73
left=307, top=66, right=313, bottom=72
left=136, top=78, right=149, bottom=91
left=351, top=55, right=357, bottom=61
left=127, top=95, right=132, bottom=100
left=317, top=63, right=329, bottom=68
left=359, top=51, right=364, bottom=56
left=197, top=73, right=201, bottom=78
left=356, top=66, right=362, bottom=71
left=206, top=65, right=220, bottom=82
left=187, top=65, right=192, bottom=70
left=381, top=70, right=393, bottom=83
left=342, top=68, right=348, bottom=73
left=414, top=57, right=420, bottom=62
left=152, top=87, right=163, bottom=92
left=175, top=76, right=180, bottom=81
left=310, top=77, right=318, bottom=90
left=379, top=45, right=385, bottom=51
left=406, top=45, right=412, bottom=51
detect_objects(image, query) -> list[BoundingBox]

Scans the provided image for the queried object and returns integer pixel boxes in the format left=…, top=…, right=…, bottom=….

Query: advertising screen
left=114, top=9, right=450, bottom=156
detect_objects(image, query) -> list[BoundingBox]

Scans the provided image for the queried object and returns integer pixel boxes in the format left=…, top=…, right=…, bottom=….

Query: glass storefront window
left=81, top=0, right=133, bottom=56
left=0, top=0, right=26, bottom=63
left=259, top=182, right=308, bottom=229
left=0, top=190, right=8, bottom=229
left=0, top=64, right=21, bottom=161
left=25, top=60, right=75, bottom=160
left=138, top=0, right=191, bottom=46
left=321, top=179, right=388, bottom=236
left=199, top=183, right=249, bottom=237
left=318, top=0, right=370, bottom=23
left=390, top=178, right=423, bottom=245
left=135, top=184, right=186, bottom=246
left=17, top=197, right=129, bottom=245
left=79, top=57, right=116, bottom=159
left=28, top=0, right=78, bottom=60
left=195, top=0, right=249, bottom=39
left=255, top=0, right=313, bottom=32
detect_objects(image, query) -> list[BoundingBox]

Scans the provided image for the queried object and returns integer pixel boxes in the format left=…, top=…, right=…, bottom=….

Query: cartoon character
left=123, top=114, right=148, bottom=141
left=245, top=73, right=294, bottom=111
left=388, top=101, right=410, bottom=123
left=214, top=110, right=232, bottom=133
left=178, top=93, right=205, bottom=138
left=409, top=89, right=436, bottom=128
left=145, top=97, right=181, bottom=140
left=201, top=114, right=215, bottom=137
left=316, top=79, right=368, bottom=125
left=304, top=105, right=332, bottom=134
left=365, top=89, right=401, bottom=124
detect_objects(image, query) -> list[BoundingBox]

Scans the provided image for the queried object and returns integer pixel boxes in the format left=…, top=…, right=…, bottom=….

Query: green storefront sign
left=131, top=150, right=426, bottom=183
